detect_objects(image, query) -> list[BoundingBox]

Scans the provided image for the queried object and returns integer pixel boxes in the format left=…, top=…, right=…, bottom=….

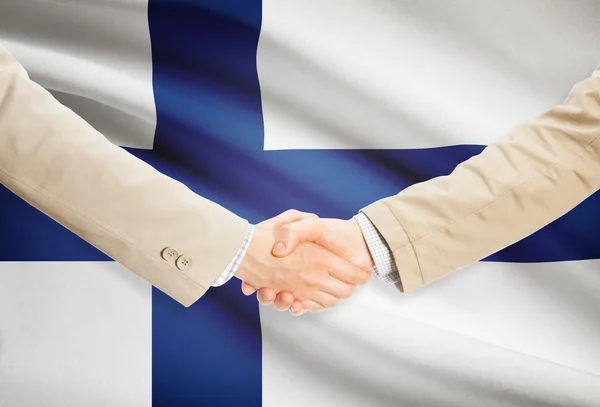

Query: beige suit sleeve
left=0, top=44, right=248, bottom=307
left=361, top=66, right=600, bottom=292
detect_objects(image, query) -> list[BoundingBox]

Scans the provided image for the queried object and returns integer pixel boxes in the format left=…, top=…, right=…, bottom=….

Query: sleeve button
left=161, top=247, right=179, bottom=261
left=176, top=255, right=193, bottom=271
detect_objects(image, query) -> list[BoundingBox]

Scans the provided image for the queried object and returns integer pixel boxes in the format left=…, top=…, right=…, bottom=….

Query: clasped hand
left=235, top=210, right=374, bottom=316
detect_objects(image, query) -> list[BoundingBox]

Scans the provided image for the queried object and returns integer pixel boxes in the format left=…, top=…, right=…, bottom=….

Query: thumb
left=272, top=218, right=323, bottom=257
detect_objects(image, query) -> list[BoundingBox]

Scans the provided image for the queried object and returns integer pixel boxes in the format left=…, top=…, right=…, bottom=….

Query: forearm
left=0, top=44, right=248, bottom=306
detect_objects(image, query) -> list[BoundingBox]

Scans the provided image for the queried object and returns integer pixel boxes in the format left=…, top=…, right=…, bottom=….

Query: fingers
left=254, top=289, right=306, bottom=314
left=247, top=210, right=369, bottom=316
left=257, top=287, right=277, bottom=305
left=312, top=291, right=344, bottom=308
left=272, top=218, right=324, bottom=258
left=274, top=291, right=295, bottom=311
left=254, top=290, right=326, bottom=315
left=255, top=288, right=296, bottom=312
left=290, top=300, right=307, bottom=315
left=312, top=273, right=356, bottom=301
left=244, top=263, right=365, bottom=315
left=268, top=294, right=324, bottom=315
left=241, top=209, right=316, bottom=300
left=264, top=284, right=350, bottom=313
left=241, top=282, right=257, bottom=296
left=326, top=254, right=372, bottom=286
left=251, top=287, right=318, bottom=316
left=253, top=283, right=344, bottom=314
left=297, top=299, right=323, bottom=314
left=260, top=290, right=297, bottom=312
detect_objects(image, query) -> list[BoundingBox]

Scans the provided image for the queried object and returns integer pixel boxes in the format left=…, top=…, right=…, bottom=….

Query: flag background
left=1, top=1, right=600, bottom=406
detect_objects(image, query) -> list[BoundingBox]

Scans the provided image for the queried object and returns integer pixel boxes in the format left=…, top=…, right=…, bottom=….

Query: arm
left=362, top=65, right=600, bottom=292
left=0, top=44, right=248, bottom=307
left=250, top=64, right=600, bottom=313
left=0, top=45, right=368, bottom=309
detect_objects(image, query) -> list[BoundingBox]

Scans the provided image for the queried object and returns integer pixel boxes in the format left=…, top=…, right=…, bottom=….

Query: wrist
left=348, top=217, right=375, bottom=269
left=233, top=225, right=271, bottom=287
left=349, top=215, right=375, bottom=269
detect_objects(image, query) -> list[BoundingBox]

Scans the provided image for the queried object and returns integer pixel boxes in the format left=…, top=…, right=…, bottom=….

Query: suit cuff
left=360, top=201, right=423, bottom=292
left=211, top=224, right=255, bottom=287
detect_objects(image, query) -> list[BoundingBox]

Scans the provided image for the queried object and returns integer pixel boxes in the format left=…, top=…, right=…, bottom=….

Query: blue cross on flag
left=1, top=1, right=599, bottom=406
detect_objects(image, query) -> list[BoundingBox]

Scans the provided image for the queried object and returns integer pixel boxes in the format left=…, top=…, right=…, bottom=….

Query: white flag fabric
left=1, top=1, right=599, bottom=406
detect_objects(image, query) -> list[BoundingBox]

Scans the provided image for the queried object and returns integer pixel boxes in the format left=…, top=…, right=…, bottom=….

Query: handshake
left=234, top=210, right=375, bottom=316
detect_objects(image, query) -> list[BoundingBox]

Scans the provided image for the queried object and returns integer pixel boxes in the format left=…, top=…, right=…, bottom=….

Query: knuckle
left=301, top=271, right=317, bottom=287
left=326, top=297, right=340, bottom=308
left=285, top=209, right=300, bottom=217
left=359, top=269, right=371, bottom=284
left=304, top=301, right=321, bottom=312
left=341, top=286, right=354, bottom=299
left=301, top=301, right=314, bottom=311
left=278, top=293, right=293, bottom=305
left=309, top=252, right=327, bottom=268
left=275, top=302, right=290, bottom=311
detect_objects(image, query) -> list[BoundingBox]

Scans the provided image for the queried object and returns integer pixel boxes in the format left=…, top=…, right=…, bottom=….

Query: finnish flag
left=0, top=1, right=599, bottom=406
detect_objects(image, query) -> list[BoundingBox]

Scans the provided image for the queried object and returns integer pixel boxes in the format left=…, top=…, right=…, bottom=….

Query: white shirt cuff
left=354, top=213, right=400, bottom=285
left=211, top=224, right=255, bottom=287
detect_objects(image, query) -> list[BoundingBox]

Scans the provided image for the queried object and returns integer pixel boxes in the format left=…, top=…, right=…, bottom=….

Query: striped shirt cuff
left=211, top=224, right=255, bottom=287
left=354, top=213, right=400, bottom=285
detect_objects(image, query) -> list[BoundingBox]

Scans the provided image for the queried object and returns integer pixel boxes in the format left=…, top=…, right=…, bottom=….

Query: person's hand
left=241, top=217, right=374, bottom=315
left=235, top=211, right=371, bottom=311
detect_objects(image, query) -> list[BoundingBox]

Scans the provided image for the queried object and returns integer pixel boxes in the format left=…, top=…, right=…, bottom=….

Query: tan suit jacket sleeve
left=0, top=44, right=248, bottom=307
left=362, top=65, right=600, bottom=292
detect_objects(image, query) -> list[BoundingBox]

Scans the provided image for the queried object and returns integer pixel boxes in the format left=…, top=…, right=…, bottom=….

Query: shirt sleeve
left=354, top=213, right=401, bottom=286
left=211, top=224, right=255, bottom=287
